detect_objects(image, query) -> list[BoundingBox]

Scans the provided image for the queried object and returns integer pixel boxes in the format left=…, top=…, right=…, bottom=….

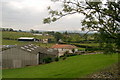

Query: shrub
left=60, top=55, right=64, bottom=58
left=63, top=57, right=67, bottom=60
left=43, top=57, right=52, bottom=63
left=72, top=49, right=75, bottom=53
left=55, top=57, right=59, bottom=61
left=65, top=53, right=77, bottom=57
left=85, top=47, right=101, bottom=51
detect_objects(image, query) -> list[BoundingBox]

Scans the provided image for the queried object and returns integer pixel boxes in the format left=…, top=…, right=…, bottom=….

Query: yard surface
left=2, top=54, right=118, bottom=78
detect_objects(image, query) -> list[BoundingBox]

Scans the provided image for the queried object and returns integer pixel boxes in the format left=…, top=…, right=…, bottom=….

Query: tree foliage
left=54, top=32, right=63, bottom=42
left=43, top=0, right=120, bottom=53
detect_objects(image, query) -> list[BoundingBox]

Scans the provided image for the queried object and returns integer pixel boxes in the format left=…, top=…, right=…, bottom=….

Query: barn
left=18, top=37, right=36, bottom=41
left=2, top=44, right=58, bottom=69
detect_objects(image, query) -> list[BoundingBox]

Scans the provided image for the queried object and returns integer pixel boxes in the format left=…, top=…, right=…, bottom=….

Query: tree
left=30, top=29, right=34, bottom=33
left=19, top=30, right=22, bottom=32
left=1, top=28, right=5, bottom=31
left=64, top=31, right=68, bottom=35
left=43, top=0, right=120, bottom=53
left=72, top=49, right=75, bottom=53
left=47, top=31, right=55, bottom=35
left=54, top=32, right=63, bottom=42
left=6, top=28, right=8, bottom=31
left=35, top=30, right=39, bottom=33
left=9, top=28, right=14, bottom=31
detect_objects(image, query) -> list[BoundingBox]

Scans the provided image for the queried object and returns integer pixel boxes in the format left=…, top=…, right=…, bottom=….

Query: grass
left=2, top=54, right=118, bottom=78
left=75, top=43, right=99, bottom=47
left=2, top=31, right=54, bottom=40
left=2, top=40, right=30, bottom=45
left=78, top=47, right=85, bottom=51
left=2, top=40, right=55, bottom=48
left=79, top=43, right=99, bottom=47
left=2, top=31, right=55, bottom=47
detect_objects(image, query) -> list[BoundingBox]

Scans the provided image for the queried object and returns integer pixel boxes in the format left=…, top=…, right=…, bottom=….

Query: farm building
left=18, top=37, right=52, bottom=43
left=18, top=37, right=36, bottom=41
left=51, top=44, right=78, bottom=56
left=2, top=44, right=58, bottom=69
left=39, top=39, right=52, bottom=43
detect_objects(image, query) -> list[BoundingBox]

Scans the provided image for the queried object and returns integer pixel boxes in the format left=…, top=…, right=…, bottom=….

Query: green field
left=2, top=31, right=55, bottom=47
left=2, top=39, right=55, bottom=48
left=78, top=43, right=99, bottom=47
left=71, top=43, right=99, bottom=47
left=2, top=31, right=54, bottom=40
left=2, top=54, right=118, bottom=78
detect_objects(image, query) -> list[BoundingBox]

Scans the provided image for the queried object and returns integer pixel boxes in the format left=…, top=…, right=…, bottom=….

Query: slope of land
left=2, top=31, right=55, bottom=47
left=2, top=54, right=118, bottom=78
left=87, top=63, right=119, bottom=78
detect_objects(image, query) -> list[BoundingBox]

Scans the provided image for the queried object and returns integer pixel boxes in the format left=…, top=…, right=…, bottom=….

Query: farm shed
left=18, top=37, right=36, bottom=41
left=2, top=44, right=58, bottom=69
left=51, top=44, right=78, bottom=56
left=38, top=38, right=52, bottom=43
left=39, top=48, right=58, bottom=64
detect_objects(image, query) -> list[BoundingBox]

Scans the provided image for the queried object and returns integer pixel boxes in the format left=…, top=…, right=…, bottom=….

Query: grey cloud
left=2, top=1, right=48, bottom=30
left=2, top=0, right=85, bottom=31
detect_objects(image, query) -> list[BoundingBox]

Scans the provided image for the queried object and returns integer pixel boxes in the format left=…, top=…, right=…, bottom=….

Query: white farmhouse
left=51, top=44, right=78, bottom=56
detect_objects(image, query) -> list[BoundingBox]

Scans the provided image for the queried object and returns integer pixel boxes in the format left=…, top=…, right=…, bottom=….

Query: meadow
left=2, top=31, right=55, bottom=47
left=70, top=43, right=99, bottom=47
left=2, top=54, right=118, bottom=78
left=2, top=31, right=99, bottom=48
left=2, top=39, right=55, bottom=48
left=2, top=31, right=54, bottom=40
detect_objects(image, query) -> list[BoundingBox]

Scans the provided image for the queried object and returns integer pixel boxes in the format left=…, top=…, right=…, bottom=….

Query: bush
left=66, top=54, right=77, bottom=57
left=43, top=57, right=52, bottom=63
left=55, top=57, right=59, bottom=61
left=85, top=47, right=101, bottom=51
left=60, top=55, right=64, bottom=58
left=63, top=57, right=67, bottom=60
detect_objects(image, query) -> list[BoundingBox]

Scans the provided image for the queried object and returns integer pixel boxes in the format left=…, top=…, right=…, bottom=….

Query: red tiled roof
left=51, top=44, right=77, bottom=49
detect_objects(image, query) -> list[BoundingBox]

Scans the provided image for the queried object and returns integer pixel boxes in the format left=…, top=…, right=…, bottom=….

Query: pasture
left=2, top=31, right=55, bottom=47
left=2, top=31, right=54, bottom=40
left=2, top=39, right=55, bottom=48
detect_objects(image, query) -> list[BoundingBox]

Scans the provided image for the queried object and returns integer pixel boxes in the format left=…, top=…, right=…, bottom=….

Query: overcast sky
left=1, top=0, right=85, bottom=31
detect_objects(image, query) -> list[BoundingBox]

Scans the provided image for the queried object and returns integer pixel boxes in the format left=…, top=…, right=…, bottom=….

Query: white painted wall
left=52, top=48, right=78, bottom=57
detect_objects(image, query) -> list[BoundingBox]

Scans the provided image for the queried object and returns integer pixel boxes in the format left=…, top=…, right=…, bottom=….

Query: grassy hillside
left=2, top=31, right=54, bottom=40
left=70, top=43, right=99, bottom=47
left=2, top=54, right=118, bottom=78
left=2, top=31, right=55, bottom=47
left=2, top=39, right=55, bottom=48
